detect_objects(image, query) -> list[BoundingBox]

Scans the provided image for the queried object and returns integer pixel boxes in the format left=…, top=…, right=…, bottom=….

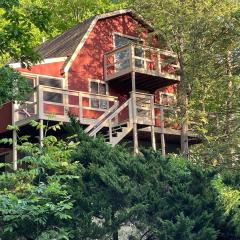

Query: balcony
left=13, top=85, right=118, bottom=127
left=104, top=44, right=180, bottom=92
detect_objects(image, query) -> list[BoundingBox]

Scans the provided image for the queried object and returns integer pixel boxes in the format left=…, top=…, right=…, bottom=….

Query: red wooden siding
left=17, top=61, right=65, bottom=78
left=0, top=102, right=12, bottom=133
left=68, top=13, right=151, bottom=120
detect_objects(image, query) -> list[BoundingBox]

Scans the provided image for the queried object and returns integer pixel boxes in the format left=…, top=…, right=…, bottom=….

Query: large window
left=89, top=80, right=108, bottom=109
left=114, top=34, right=143, bottom=70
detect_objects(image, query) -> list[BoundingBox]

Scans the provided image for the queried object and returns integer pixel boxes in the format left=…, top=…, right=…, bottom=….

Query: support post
left=151, top=126, right=156, bottom=151
left=109, top=119, right=113, bottom=144
left=13, top=129, right=17, bottom=171
left=39, top=119, right=44, bottom=148
left=151, top=95, right=156, bottom=151
left=160, top=106, right=166, bottom=156
left=131, top=71, right=138, bottom=155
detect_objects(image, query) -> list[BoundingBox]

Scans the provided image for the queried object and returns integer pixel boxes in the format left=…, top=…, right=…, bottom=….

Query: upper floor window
left=89, top=80, right=108, bottom=109
left=114, top=33, right=144, bottom=70
left=39, top=77, right=62, bottom=88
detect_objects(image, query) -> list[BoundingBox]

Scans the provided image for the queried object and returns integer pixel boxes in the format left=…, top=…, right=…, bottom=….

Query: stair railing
left=84, top=100, right=119, bottom=134
left=88, top=98, right=132, bottom=138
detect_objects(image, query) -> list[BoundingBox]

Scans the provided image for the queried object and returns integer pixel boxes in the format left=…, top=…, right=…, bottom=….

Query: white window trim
left=21, top=73, right=64, bottom=88
left=88, top=79, right=109, bottom=110
left=112, top=32, right=144, bottom=49
left=88, top=79, right=109, bottom=95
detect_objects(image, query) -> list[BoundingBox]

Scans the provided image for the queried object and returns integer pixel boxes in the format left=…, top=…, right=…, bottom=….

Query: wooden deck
left=104, top=44, right=180, bottom=92
left=13, top=86, right=118, bottom=127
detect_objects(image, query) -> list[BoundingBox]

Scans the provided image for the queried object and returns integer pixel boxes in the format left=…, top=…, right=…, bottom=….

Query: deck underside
left=108, top=71, right=180, bottom=93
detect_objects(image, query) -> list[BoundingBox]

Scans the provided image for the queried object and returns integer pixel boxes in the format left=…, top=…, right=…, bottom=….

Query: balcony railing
left=13, top=86, right=118, bottom=126
left=104, top=43, right=180, bottom=81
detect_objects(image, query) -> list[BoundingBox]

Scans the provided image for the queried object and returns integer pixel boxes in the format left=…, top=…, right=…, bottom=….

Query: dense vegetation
left=0, top=120, right=240, bottom=239
left=0, top=0, right=239, bottom=239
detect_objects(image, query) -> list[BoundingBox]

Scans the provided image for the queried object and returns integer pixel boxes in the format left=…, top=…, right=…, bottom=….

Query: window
left=114, top=34, right=143, bottom=70
left=89, top=81, right=108, bottom=109
left=43, top=92, right=63, bottom=103
left=39, top=77, right=62, bottom=88
left=159, top=92, right=176, bottom=106
left=39, top=76, right=63, bottom=103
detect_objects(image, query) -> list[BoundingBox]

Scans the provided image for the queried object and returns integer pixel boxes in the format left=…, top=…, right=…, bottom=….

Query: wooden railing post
left=157, top=49, right=161, bottom=74
left=79, top=92, right=83, bottom=122
left=160, top=106, right=166, bottom=156
left=104, top=54, right=107, bottom=80
left=130, top=44, right=135, bottom=72
left=143, top=47, right=147, bottom=71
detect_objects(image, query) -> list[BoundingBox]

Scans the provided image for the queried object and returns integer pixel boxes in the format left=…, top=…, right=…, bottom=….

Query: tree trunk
left=225, top=51, right=233, bottom=135
left=178, top=49, right=189, bottom=157
left=113, top=231, right=119, bottom=240
left=180, top=94, right=189, bottom=157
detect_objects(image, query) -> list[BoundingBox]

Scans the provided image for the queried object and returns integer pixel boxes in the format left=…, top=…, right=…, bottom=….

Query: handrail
left=104, top=43, right=178, bottom=58
left=154, top=103, right=180, bottom=111
left=88, top=98, right=131, bottom=137
left=14, top=85, right=118, bottom=125
left=104, top=43, right=180, bottom=82
left=84, top=100, right=119, bottom=134
left=39, top=85, right=118, bottom=101
left=105, top=44, right=131, bottom=56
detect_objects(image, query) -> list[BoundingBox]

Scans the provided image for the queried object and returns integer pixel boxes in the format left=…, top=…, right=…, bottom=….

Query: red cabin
left=0, top=9, right=196, bottom=167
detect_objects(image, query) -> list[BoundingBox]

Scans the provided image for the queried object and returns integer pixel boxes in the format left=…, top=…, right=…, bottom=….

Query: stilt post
left=151, top=95, right=156, bottom=151
left=39, top=119, right=44, bottom=148
left=160, top=106, right=166, bottom=156
left=131, top=71, right=139, bottom=155
left=13, top=129, right=17, bottom=171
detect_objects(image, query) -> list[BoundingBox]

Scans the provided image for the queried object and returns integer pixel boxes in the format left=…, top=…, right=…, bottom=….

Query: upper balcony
left=104, top=44, right=180, bottom=92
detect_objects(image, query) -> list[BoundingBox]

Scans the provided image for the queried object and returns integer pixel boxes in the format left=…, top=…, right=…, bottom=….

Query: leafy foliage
left=0, top=67, right=31, bottom=105
left=1, top=120, right=240, bottom=239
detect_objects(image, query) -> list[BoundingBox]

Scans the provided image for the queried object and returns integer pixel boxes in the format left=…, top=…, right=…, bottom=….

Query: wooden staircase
left=84, top=98, right=133, bottom=146
left=84, top=92, right=155, bottom=147
left=103, top=122, right=133, bottom=146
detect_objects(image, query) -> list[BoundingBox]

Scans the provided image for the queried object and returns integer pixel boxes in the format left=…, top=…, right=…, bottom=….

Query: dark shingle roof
left=34, top=9, right=154, bottom=60
left=35, top=17, right=95, bottom=59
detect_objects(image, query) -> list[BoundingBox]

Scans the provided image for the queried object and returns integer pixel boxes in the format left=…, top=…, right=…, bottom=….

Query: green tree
left=1, top=119, right=239, bottom=239
left=130, top=0, right=240, bottom=164
left=0, top=0, right=50, bottom=105
left=0, top=125, right=80, bottom=239
left=21, top=0, right=128, bottom=37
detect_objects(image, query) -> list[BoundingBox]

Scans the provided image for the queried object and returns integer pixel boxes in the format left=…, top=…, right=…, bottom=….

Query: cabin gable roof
left=35, top=9, right=154, bottom=72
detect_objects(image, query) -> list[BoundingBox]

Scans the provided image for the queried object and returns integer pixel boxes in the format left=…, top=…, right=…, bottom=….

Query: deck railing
left=104, top=43, right=180, bottom=81
left=13, top=85, right=118, bottom=126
